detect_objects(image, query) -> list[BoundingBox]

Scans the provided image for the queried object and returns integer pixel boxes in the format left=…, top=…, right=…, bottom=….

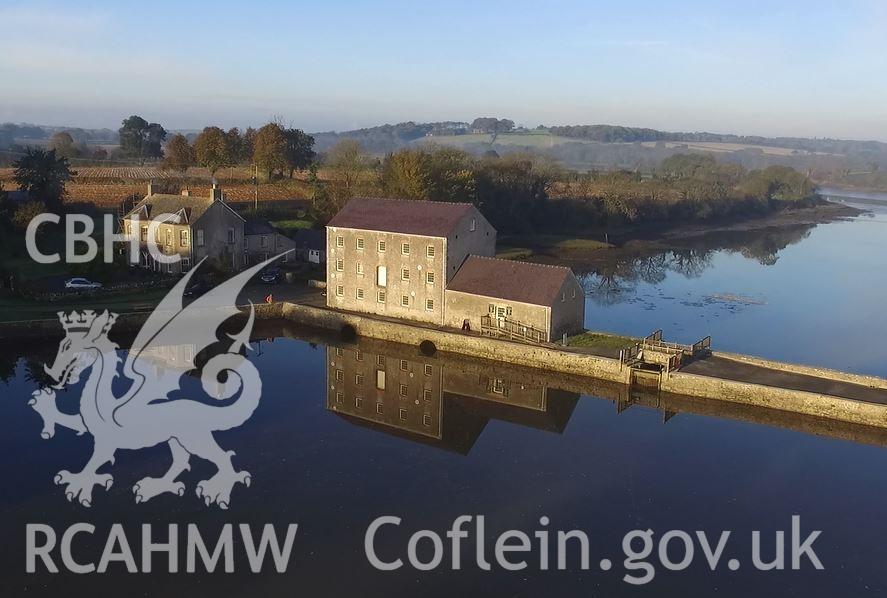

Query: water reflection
left=577, top=225, right=814, bottom=306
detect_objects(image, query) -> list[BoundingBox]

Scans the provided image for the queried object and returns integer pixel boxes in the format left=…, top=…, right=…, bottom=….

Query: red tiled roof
left=447, top=256, right=576, bottom=306
left=327, top=197, right=475, bottom=237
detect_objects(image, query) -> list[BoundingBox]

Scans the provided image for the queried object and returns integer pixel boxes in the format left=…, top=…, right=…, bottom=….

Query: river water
left=1, top=198, right=886, bottom=596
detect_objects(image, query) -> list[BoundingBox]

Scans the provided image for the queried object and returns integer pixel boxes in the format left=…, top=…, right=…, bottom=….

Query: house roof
left=447, top=256, right=577, bottom=306
left=244, top=218, right=276, bottom=236
left=327, top=197, right=476, bottom=237
left=293, top=228, right=325, bottom=250
left=125, top=193, right=216, bottom=223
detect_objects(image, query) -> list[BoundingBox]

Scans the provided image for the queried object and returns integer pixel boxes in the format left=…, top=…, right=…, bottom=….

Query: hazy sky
left=2, top=0, right=886, bottom=139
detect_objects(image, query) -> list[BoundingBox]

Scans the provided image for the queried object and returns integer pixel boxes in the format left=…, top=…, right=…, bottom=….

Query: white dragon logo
left=28, top=255, right=284, bottom=510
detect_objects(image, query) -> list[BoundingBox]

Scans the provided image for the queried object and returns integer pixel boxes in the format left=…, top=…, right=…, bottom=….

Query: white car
left=64, top=278, right=102, bottom=290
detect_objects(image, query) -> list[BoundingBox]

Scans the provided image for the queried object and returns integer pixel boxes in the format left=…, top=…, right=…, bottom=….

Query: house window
left=335, top=369, right=344, bottom=382
left=227, top=228, right=235, bottom=244
left=336, top=235, right=344, bottom=247
left=335, top=392, right=344, bottom=404
left=399, top=359, right=408, bottom=371
left=424, top=364, right=432, bottom=376
left=180, top=230, right=189, bottom=247
left=401, top=268, right=410, bottom=281
left=377, top=290, right=386, bottom=303
left=561, top=292, right=565, bottom=302
left=141, top=226, right=148, bottom=242
left=488, top=304, right=496, bottom=314
left=423, top=414, right=432, bottom=427
left=336, top=285, right=344, bottom=297
left=401, top=242, right=410, bottom=255
left=356, top=237, right=364, bottom=250
left=399, top=384, right=408, bottom=397
left=377, top=355, right=385, bottom=366
left=336, top=258, right=344, bottom=271
left=425, top=299, right=434, bottom=311
left=356, top=262, right=364, bottom=275
left=426, top=272, right=434, bottom=284
left=196, top=229, right=204, bottom=246
left=355, top=396, right=363, bottom=408
left=572, top=289, right=577, bottom=298
left=260, top=235, right=268, bottom=248
left=426, top=245, right=435, bottom=258
left=470, top=218, right=477, bottom=231
left=355, top=349, right=363, bottom=361
left=167, top=261, right=174, bottom=274
left=181, top=257, right=191, bottom=271
left=378, top=240, right=386, bottom=252
left=356, top=288, right=365, bottom=300
left=399, top=408, right=407, bottom=421
left=423, top=388, right=432, bottom=401
left=165, top=229, right=172, bottom=246
left=376, top=403, right=384, bottom=415
left=355, top=374, right=364, bottom=385
left=336, top=347, right=344, bottom=357
left=401, top=295, right=410, bottom=307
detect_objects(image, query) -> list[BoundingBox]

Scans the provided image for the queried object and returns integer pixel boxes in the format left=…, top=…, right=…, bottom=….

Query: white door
left=376, top=266, right=387, bottom=287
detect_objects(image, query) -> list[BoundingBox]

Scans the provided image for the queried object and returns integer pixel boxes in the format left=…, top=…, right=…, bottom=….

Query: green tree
left=225, top=128, right=251, bottom=164
left=12, top=200, right=47, bottom=230
left=162, top=134, right=195, bottom=173
left=380, top=149, right=432, bottom=199
left=193, top=126, right=231, bottom=176
left=252, top=123, right=287, bottom=180
left=283, top=128, right=316, bottom=178
left=12, top=149, right=74, bottom=211
left=118, top=115, right=167, bottom=163
left=48, top=131, right=79, bottom=159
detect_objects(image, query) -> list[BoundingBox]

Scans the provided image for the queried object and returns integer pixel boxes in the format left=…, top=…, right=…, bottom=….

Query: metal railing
left=480, top=315, right=548, bottom=344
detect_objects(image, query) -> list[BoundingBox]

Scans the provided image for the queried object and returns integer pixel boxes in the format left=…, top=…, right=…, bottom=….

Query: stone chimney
left=181, top=189, right=190, bottom=197
left=210, top=182, right=222, bottom=202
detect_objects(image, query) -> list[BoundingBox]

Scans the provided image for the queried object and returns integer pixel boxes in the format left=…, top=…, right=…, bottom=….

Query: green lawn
left=271, top=219, right=314, bottom=234
left=567, top=331, right=637, bottom=357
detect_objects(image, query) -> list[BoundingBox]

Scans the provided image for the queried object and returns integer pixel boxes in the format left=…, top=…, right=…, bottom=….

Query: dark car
left=260, top=268, right=282, bottom=284
left=183, top=280, right=209, bottom=297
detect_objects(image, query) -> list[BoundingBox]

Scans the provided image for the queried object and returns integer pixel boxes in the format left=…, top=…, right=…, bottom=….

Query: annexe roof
left=446, top=255, right=576, bottom=307
left=326, top=197, right=476, bottom=237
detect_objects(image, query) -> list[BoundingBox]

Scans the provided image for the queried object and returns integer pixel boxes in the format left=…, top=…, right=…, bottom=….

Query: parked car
left=64, top=278, right=102, bottom=290
left=183, top=280, right=209, bottom=297
left=260, top=268, right=282, bottom=284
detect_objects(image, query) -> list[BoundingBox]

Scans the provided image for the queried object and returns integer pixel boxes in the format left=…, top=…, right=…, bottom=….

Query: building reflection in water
left=326, top=339, right=580, bottom=454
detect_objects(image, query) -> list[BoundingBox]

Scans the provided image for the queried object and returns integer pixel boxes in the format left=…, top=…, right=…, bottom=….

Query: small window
left=401, top=242, right=410, bottom=255
left=336, top=285, right=344, bottom=297
left=377, top=289, right=386, bottom=303
left=488, top=304, right=496, bottom=314
left=401, top=295, right=410, bottom=307
left=355, top=374, right=364, bottom=385
left=424, top=364, right=432, bottom=376
left=561, top=292, right=566, bottom=302
left=355, top=396, right=363, bottom=408
left=378, top=240, right=386, bottom=252
left=401, top=268, right=410, bottom=281
left=181, top=257, right=191, bottom=271
left=141, top=226, right=148, bottom=242
left=399, top=408, right=407, bottom=421
left=470, top=218, right=477, bottom=231
left=356, top=262, right=364, bottom=275
left=399, top=384, right=408, bottom=397
left=336, top=235, right=344, bottom=247
left=426, top=272, right=434, bottom=284
left=356, top=288, right=365, bottom=300
left=336, top=392, right=344, bottom=404
left=180, top=230, right=189, bottom=247
left=355, top=349, right=363, bottom=361
left=426, top=245, right=435, bottom=258
left=196, top=229, right=204, bottom=246
left=376, top=355, right=385, bottom=366
left=336, top=258, right=344, bottom=271
left=425, top=299, right=434, bottom=311
left=423, top=388, right=432, bottom=401
left=335, top=369, right=344, bottom=382
left=227, top=228, right=235, bottom=244
left=376, top=403, right=384, bottom=415
left=260, top=235, right=268, bottom=248
left=335, top=347, right=344, bottom=357
left=572, top=288, right=577, bottom=298
left=356, top=237, right=364, bottom=250
left=506, top=306, right=513, bottom=316
left=165, top=229, right=173, bottom=246
left=423, top=414, right=432, bottom=427
left=399, top=359, right=408, bottom=371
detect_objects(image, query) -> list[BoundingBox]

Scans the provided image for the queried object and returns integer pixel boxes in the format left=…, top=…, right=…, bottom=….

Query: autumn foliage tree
left=252, top=123, right=287, bottom=180
left=193, top=126, right=231, bottom=176
left=162, top=134, right=195, bottom=173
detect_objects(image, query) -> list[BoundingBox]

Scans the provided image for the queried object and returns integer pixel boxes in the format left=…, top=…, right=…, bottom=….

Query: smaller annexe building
left=244, top=218, right=296, bottom=266
left=444, top=256, right=584, bottom=343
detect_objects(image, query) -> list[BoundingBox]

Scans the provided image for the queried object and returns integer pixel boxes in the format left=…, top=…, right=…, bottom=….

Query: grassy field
left=567, top=331, right=637, bottom=356
left=417, top=132, right=579, bottom=148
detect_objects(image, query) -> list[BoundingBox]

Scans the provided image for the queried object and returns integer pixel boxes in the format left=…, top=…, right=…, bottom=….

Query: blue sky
left=2, top=0, right=886, bottom=139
